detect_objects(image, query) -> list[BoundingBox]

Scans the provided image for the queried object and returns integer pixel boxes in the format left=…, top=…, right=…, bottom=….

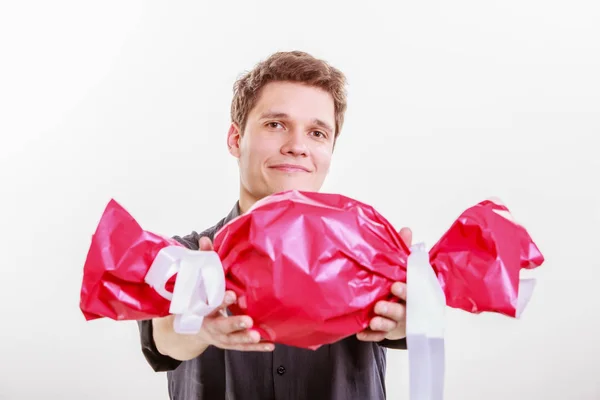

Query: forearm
left=152, top=315, right=210, bottom=361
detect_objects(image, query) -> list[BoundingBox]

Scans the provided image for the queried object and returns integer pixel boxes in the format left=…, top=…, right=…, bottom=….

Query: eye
left=266, top=122, right=283, bottom=129
left=311, top=131, right=327, bottom=139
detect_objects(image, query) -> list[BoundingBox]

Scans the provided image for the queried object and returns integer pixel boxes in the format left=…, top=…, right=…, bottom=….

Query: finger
left=368, top=316, right=398, bottom=332
left=399, top=227, right=413, bottom=248
left=391, top=282, right=407, bottom=301
left=374, top=300, right=406, bottom=322
left=198, top=236, right=214, bottom=251
left=228, top=342, right=276, bottom=352
left=208, top=315, right=254, bottom=335
left=221, top=290, right=237, bottom=307
left=217, top=328, right=262, bottom=346
left=208, top=290, right=237, bottom=317
left=356, top=329, right=387, bottom=342
left=212, top=328, right=276, bottom=351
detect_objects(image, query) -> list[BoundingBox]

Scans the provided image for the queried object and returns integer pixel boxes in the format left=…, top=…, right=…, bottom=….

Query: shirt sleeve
left=136, top=231, right=202, bottom=372
left=377, top=338, right=408, bottom=350
left=138, top=319, right=183, bottom=372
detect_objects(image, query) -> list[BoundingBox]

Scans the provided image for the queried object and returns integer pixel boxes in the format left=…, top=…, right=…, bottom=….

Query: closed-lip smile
left=269, top=163, right=311, bottom=172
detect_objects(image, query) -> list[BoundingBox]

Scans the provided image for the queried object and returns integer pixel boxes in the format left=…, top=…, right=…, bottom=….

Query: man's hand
left=356, top=227, right=412, bottom=343
left=192, top=291, right=274, bottom=352
left=195, top=236, right=274, bottom=352
left=153, top=237, right=273, bottom=360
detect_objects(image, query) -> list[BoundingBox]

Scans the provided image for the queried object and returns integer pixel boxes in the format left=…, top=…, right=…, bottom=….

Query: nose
left=280, top=130, right=309, bottom=157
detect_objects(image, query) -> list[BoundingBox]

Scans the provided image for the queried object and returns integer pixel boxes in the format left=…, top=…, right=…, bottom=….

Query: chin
left=268, top=182, right=318, bottom=195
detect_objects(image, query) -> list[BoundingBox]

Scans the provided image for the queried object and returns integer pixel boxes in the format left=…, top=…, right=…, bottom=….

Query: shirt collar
left=222, top=201, right=242, bottom=225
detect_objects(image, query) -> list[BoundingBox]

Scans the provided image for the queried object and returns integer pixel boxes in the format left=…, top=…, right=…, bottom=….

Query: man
left=138, top=50, right=412, bottom=400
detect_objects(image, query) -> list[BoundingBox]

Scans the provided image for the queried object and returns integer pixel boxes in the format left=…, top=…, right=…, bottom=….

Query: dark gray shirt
left=138, top=202, right=406, bottom=400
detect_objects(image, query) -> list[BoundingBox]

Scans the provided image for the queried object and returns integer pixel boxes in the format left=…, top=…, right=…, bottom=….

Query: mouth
left=268, top=164, right=311, bottom=173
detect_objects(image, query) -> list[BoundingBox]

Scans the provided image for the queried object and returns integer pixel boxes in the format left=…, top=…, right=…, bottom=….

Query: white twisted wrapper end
left=144, top=246, right=225, bottom=335
left=406, top=243, right=446, bottom=400
left=516, top=278, right=536, bottom=318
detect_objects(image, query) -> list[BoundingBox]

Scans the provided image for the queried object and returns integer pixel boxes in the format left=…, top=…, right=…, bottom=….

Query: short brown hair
left=231, top=51, right=348, bottom=138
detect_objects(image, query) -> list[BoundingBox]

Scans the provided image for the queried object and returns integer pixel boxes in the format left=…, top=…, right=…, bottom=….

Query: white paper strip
left=144, top=246, right=225, bottom=334
left=516, top=278, right=536, bottom=318
left=406, top=242, right=446, bottom=400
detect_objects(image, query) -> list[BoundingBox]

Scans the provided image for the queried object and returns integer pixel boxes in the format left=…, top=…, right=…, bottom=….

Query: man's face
left=228, top=81, right=336, bottom=203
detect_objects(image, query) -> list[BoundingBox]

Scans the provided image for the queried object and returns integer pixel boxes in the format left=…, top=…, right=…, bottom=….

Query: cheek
left=313, top=146, right=333, bottom=172
left=242, top=136, right=274, bottom=166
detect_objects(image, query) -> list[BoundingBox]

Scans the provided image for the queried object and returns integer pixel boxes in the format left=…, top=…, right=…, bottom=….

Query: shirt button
left=277, top=366, right=286, bottom=375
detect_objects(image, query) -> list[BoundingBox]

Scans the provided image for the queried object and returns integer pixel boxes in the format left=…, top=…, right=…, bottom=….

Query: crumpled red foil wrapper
left=80, top=191, right=544, bottom=350
left=214, top=191, right=409, bottom=348
left=429, top=199, right=544, bottom=317
left=80, top=199, right=182, bottom=322
left=214, top=192, right=543, bottom=348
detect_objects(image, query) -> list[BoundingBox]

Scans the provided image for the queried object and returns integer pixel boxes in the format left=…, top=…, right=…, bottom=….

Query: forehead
left=249, top=81, right=335, bottom=126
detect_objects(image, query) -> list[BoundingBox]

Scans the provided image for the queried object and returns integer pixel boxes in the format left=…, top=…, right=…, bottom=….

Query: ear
left=227, top=123, right=242, bottom=158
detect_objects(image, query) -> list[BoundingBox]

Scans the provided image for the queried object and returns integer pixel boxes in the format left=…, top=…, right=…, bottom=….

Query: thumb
left=198, top=236, right=214, bottom=251
left=399, top=227, right=413, bottom=248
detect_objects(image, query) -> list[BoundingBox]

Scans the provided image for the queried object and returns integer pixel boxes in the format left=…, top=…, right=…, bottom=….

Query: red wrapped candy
left=80, top=199, right=225, bottom=334
left=79, top=190, right=544, bottom=349
left=79, top=199, right=181, bottom=322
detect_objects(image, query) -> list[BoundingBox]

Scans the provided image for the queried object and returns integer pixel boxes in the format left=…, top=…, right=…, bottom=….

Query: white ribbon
left=144, top=246, right=225, bottom=334
left=406, top=243, right=537, bottom=400
left=516, top=278, right=536, bottom=318
left=407, top=243, right=447, bottom=400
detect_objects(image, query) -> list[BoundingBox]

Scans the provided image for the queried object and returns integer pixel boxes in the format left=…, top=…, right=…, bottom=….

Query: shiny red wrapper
left=80, top=199, right=182, bottom=321
left=429, top=199, right=544, bottom=317
left=80, top=191, right=544, bottom=349
left=215, top=191, right=409, bottom=348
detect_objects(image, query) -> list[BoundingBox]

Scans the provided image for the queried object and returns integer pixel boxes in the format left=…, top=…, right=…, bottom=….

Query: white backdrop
left=1, top=1, right=599, bottom=399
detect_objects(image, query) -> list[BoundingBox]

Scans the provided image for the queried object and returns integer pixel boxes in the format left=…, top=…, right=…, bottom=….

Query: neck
left=238, top=186, right=260, bottom=215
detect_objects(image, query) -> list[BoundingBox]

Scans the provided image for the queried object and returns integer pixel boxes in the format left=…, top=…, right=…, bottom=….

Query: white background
left=1, top=1, right=599, bottom=399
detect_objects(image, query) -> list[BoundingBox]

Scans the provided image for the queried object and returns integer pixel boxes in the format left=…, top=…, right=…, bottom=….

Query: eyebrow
left=259, top=111, right=334, bottom=134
